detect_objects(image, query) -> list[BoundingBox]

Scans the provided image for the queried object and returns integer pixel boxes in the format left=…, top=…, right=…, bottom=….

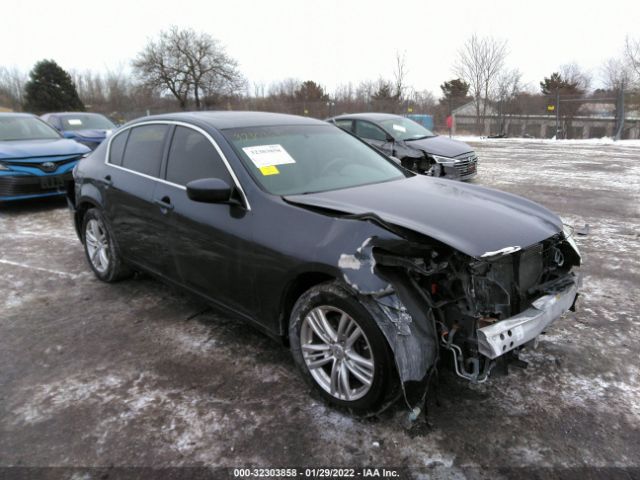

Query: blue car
left=41, top=112, right=116, bottom=150
left=0, top=113, right=91, bottom=202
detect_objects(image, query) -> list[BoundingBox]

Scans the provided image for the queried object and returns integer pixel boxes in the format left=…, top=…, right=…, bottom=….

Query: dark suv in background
left=327, top=113, right=477, bottom=181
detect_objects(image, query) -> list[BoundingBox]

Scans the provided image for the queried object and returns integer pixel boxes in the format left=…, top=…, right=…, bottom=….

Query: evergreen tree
left=439, top=78, right=472, bottom=109
left=294, top=81, right=328, bottom=102
left=540, top=72, right=582, bottom=95
left=23, top=60, right=85, bottom=113
left=372, top=81, right=398, bottom=102
left=440, top=78, right=470, bottom=100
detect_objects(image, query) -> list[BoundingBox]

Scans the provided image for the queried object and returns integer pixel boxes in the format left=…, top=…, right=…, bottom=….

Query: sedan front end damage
left=286, top=174, right=583, bottom=407
left=476, top=279, right=579, bottom=359
left=334, top=223, right=581, bottom=401
left=425, top=152, right=478, bottom=181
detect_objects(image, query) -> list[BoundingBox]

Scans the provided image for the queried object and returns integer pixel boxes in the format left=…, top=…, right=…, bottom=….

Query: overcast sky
left=3, top=0, right=639, bottom=95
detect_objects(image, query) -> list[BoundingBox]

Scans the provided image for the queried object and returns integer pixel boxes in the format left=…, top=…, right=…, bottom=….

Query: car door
left=354, top=120, right=393, bottom=155
left=156, top=124, right=256, bottom=317
left=103, top=123, right=174, bottom=275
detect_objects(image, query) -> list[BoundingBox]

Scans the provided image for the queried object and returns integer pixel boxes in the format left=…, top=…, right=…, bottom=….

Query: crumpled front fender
left=338, top=237, right=439, bottom=385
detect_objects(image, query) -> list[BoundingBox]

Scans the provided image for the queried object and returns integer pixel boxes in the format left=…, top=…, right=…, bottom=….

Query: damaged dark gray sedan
left=327, top=113, right=478, bottom=180
left=69, top=112, right=581, bottom=414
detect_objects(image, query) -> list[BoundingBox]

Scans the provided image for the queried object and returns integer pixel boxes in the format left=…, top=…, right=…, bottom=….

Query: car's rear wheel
left=289, top=281, right=394, bottom=413
left=82, top=208, right=132, bottom=282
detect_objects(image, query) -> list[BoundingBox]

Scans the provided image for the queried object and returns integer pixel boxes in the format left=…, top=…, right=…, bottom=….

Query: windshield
left=0, top=115, right=61, bottom=141
left=224, top=125, right=407, bottom=195
left=60, top=114, right=115, bottom=131
left=379, top=117, right=435, bottom=141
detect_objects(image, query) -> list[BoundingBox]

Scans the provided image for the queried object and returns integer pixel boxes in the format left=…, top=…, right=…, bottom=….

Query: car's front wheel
left=82, top=208, right=132, bottom=282
left=289, top=281, right=395, bottom=413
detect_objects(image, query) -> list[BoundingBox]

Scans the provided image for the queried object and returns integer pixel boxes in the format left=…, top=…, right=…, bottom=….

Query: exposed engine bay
left=340, top=227, right=581, bottom=387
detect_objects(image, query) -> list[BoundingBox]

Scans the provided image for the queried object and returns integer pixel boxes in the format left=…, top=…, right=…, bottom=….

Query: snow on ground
left=454, top=135, right=640, bottom=147
left=1, top=140, right=639, bottom=473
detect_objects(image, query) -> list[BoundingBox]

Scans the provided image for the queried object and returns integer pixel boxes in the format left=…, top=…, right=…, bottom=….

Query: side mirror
left=386, top=133, right=395, bottom=143
left=186, top=178, right=233, bottom=204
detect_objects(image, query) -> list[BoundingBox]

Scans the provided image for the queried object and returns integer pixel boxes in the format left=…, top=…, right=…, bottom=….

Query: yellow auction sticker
left=259, top=165, right=279, bottom=175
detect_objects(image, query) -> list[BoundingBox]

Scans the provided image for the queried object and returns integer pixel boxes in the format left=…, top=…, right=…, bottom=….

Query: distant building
left=452, top=100, right=640, bottom=139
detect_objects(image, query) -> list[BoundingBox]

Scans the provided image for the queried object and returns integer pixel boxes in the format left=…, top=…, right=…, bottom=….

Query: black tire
left=289, top=280, right=395, bottom=413
left=81, top=208, right=132, bottom=282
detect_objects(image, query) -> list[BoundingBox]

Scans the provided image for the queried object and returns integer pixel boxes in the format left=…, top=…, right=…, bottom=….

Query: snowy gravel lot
left=1, top=139, right=639, bottom=477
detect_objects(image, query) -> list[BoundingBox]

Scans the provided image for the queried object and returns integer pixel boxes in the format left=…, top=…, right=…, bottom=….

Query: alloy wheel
left=300, top=306, right=375, bottom=402
left=85, top=218, right=110, bottom=273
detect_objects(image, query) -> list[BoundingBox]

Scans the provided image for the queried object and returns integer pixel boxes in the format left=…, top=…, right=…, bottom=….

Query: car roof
left=44, top=112, right=106, bottom=117
left=329, top=113, right=403, bottom=122
left=127, top=111, right=328, bottom=130
left=0, top=112, right=38, bottom=119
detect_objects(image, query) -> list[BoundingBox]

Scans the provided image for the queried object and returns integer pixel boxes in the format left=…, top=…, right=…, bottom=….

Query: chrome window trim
left=105, top=120, right=251, bottom=210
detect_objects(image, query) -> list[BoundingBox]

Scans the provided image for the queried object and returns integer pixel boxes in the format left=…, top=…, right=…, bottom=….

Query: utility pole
left=614, top=86, right=625, bottom=141
left=448, top=95, right=452, bottom=138
left=555, top=89, right=560, bottom=139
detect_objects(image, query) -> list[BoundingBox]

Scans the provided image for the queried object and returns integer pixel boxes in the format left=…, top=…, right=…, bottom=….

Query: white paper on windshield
left=243, top=144, right=296, bottom=168
left=392, top=124, right=407, bottom=133
left=68, top=119, right=83, bottom=126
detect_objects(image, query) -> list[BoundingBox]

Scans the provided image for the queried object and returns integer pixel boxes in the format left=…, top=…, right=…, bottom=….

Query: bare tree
left=625, top=36, right=640, bottom=79
left=104, top=66, right=134, bottom=113
left=495, top=68, right=522, bottom=98
left=559, top=62, right=591, bottom=93
left=454, top=34, right=508, bottom=133
left=133, top=30, right=190, bottom=109
left=356, top=80, right=376, bottom=106
left=133, top=26, right=243, bottom=110
left=493, top=68, right=522, bottom=134
left=601, top=57, right=634, bottom=91
left=72, top=69, right=107, bottom=108
left=268, top=78, right=301, bottom=100
left=393, top=51, right=408, bottom=100
left=0, top=66, right=27, bottom=110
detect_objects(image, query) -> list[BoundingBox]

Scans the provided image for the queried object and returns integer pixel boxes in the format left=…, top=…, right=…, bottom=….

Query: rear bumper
left=477, top=276, right=580, bottom=359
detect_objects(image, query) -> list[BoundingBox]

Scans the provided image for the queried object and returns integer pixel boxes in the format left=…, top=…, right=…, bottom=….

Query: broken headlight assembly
left=563, top=224, right=582, bottom=261
left=430, top=154, right=456, bottom=167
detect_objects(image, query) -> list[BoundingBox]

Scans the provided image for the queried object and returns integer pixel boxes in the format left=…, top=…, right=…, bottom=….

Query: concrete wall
left=453, top=114, right=640, bottom=139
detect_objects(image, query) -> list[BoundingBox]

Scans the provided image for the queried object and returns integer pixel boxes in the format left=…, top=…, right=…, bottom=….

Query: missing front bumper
left=476, top=279, right=579, bottom=359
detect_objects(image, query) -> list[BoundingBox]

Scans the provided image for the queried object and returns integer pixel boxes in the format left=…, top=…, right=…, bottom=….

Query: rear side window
left=165, top=126, right=231, bottom=185
left=108, top=130, right=129, bottom=166
left=334, top=119, right=353, bottom=133
left=121, top=125, right=168, bottom=177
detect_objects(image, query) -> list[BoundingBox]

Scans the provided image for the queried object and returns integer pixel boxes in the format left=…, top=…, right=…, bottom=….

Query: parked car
left=69, top=112, right=581, bottom=413
left=327, top=113, right=478, bottom=181
left=0, top=113, right=90, bottom=202
left=41, top=112, right=116, bottom=150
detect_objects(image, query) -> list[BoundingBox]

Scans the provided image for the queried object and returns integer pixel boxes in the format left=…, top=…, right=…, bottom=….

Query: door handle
left=103, top=175, right=112, bottom=187
left=154, top=196, right=174, bottom=212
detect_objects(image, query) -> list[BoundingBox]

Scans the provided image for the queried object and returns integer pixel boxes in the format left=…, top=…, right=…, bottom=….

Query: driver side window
left=355, top=121, right=388, bottom=142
